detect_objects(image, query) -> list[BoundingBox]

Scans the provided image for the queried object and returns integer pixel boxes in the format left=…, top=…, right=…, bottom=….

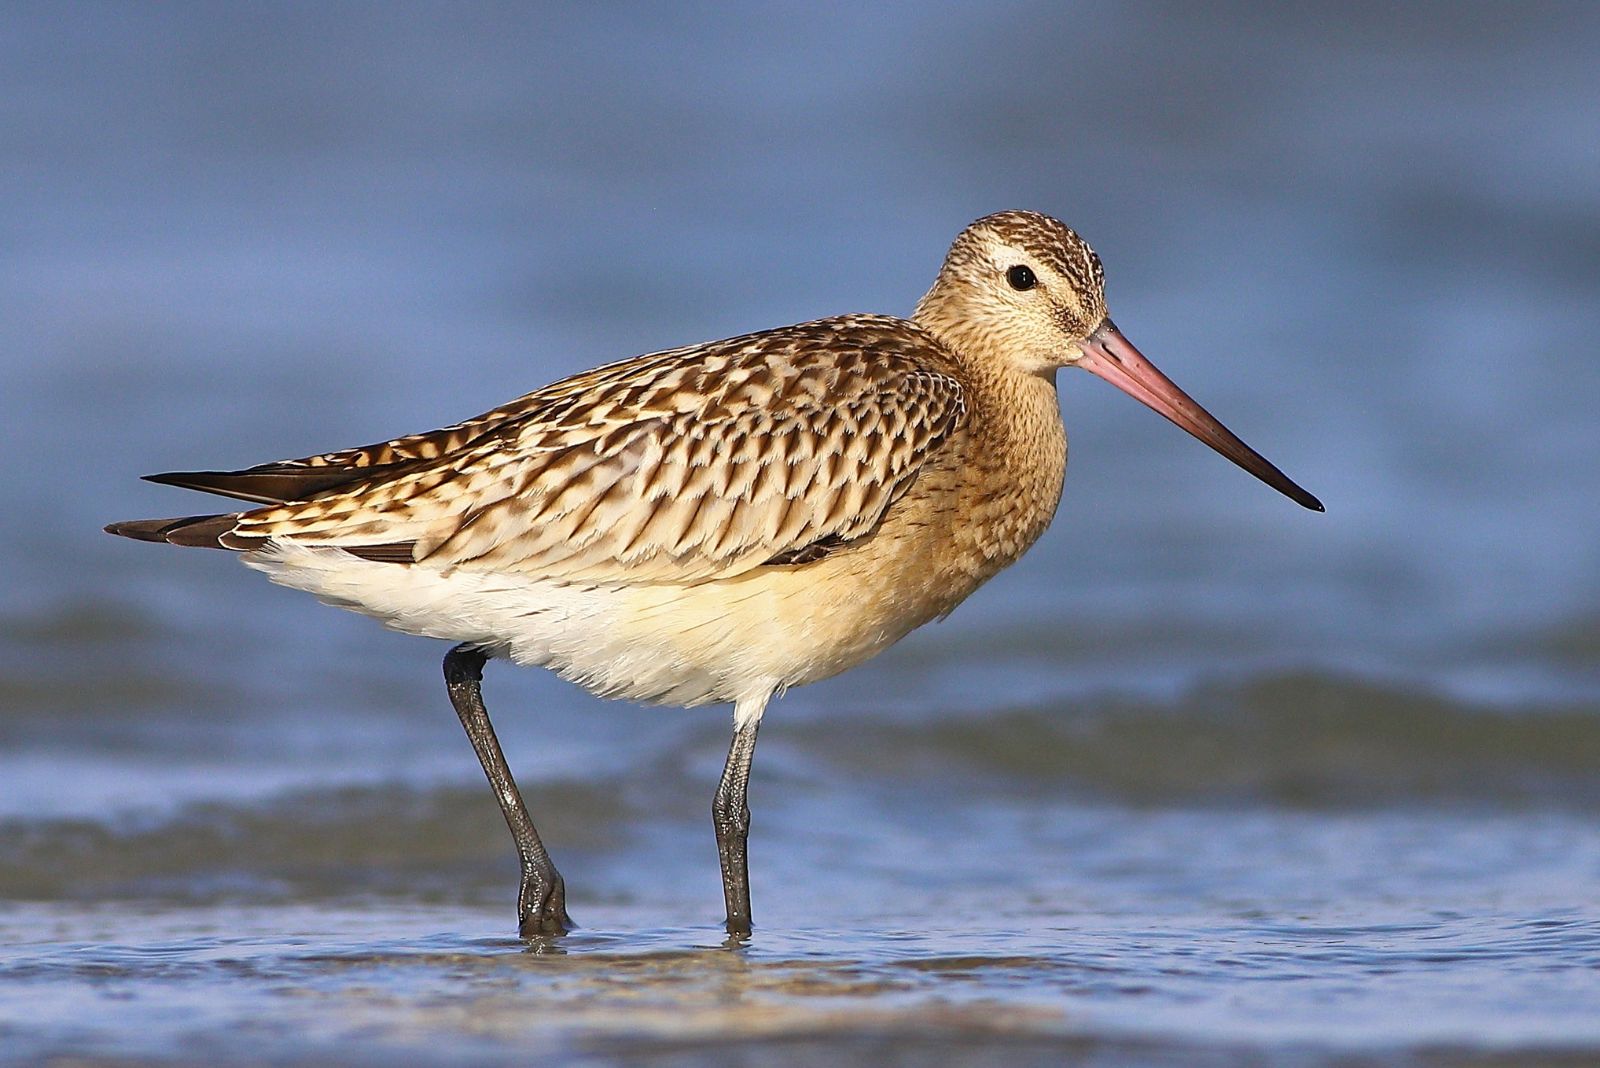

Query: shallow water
left=4, top=3, right=1600, bottom=1065
left=6, top=674, right=1600, bottom=1065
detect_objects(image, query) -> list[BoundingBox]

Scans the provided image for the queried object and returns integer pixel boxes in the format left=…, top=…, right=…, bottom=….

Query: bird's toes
left=518, top=908, right=570, bottom=939
left=517, top=878, right=574, bottom=938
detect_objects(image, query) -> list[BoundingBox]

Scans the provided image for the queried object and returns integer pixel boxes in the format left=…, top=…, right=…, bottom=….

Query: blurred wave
left=5, top=671, right=1596, bottom=906
left=804, top=673, right=1600, bottom=808
left=0, top=780, right=629, bottom=904
left=1517, top=614, right=1600, bottom=670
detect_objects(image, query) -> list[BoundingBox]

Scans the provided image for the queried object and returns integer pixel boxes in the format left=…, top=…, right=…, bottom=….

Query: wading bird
left=107, top=211, right=1321, bottom=938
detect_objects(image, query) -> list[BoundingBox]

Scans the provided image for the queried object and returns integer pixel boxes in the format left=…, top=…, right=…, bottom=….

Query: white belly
left=243, top=539, right=952, bottom=709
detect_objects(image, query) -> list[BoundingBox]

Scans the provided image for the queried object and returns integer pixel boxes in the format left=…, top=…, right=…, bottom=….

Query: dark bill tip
left=1076, top=320, right=1324, bottom=513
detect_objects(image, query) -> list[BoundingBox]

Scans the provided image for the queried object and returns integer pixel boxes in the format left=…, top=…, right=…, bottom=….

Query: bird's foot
left=517, top=871, right=574, bottom=938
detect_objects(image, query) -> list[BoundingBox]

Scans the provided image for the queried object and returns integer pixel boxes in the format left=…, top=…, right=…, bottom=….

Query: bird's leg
left=443, top=644, right=572, bottom=938
left=713, top=697, right=766, bottom=938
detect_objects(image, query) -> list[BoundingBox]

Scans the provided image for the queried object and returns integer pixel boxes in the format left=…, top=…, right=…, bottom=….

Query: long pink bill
left=1075, top=320, right=1324, bottom=512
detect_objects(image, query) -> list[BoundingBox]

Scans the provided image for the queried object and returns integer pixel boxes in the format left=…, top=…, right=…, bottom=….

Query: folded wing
left=201, top=318, right=967, bottom=584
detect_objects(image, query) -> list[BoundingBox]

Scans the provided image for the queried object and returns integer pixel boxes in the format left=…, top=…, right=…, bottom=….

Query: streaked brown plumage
left=107, top=210, right=1321, bottom=939
left=212, top=318, right=967, bottom=582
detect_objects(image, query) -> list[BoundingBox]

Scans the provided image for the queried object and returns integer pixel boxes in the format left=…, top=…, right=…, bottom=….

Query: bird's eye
left=1006, top=265, right=1037, bottom=291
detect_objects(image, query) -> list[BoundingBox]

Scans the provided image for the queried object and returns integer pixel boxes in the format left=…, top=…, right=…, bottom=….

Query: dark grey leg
left=712, top=715, right=761, bottom=937
left=444, top=644, right=572, bottom=937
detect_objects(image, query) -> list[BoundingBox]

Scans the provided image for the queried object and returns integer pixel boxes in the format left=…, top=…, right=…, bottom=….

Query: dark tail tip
left=106, top=517, right=189, bottom=543
left=104, top=514, right=239, bottom=548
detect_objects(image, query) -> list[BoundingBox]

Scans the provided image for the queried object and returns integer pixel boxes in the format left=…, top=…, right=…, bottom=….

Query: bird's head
left=916, top=210, right=1323, bottom=511
left=916, top=209, right=1107, bottom=375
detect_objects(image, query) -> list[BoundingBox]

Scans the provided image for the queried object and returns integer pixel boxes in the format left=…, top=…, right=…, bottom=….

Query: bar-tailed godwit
left=107, top=211, right=1321, bottom=938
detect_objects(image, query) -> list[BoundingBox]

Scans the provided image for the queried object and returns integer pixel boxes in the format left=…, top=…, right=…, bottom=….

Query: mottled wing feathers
left=215, top=316, right=967, bottom=584
left=141, top=394, right=568, bottom=506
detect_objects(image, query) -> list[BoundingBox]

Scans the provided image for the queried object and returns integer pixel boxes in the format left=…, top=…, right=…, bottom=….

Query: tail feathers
left=105, top=513, right=418, bottom=562
left=143, top=464, right=399, bottom=505
left=104, top=513, right=244, bottom=550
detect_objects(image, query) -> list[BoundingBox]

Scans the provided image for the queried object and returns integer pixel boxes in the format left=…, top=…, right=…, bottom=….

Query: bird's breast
left=933, top=368, right=1068, bottom=581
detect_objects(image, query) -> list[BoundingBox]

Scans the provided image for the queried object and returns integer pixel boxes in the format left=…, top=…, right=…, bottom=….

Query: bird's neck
left=912, top=283, right=1056, bottom=381
left=912, top=281, right=985, bottom=362
left=908, top=292, right=1068, bottom=572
